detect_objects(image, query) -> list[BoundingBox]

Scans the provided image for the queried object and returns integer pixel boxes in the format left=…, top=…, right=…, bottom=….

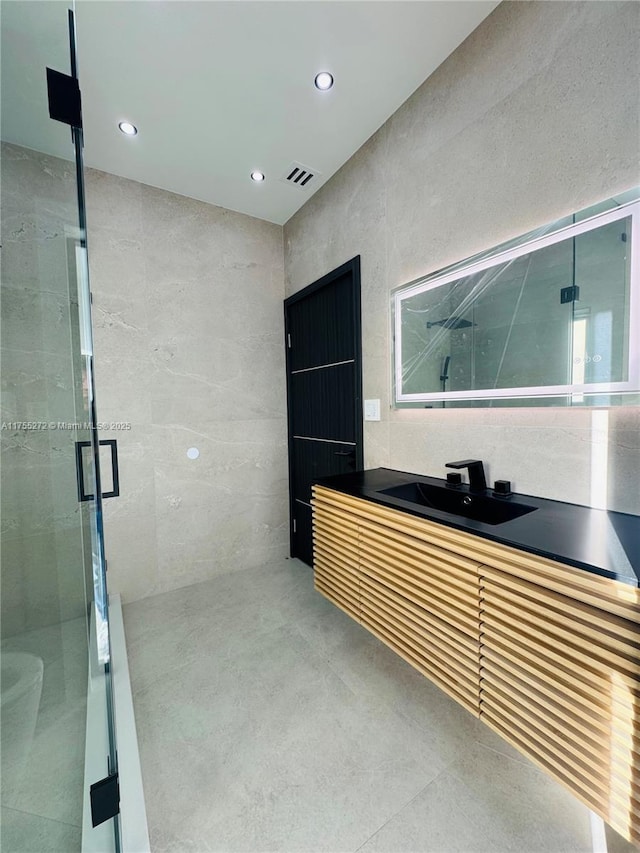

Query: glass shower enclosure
left=1, top=3, right=119, bottom=850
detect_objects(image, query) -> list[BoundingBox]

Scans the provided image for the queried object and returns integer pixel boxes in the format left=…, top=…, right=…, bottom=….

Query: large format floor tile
left=124, top=558, right=637, bottom=853
left=359, top=741, right=595, bottom=853
left=0, top=807, right=81, bottom=853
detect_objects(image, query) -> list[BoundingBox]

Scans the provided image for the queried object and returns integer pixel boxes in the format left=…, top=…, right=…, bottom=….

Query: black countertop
left=315, top=468, right=640, bottom=588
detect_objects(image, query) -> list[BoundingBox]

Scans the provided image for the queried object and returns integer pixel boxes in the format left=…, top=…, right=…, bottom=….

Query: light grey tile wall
left=3, top=0, right=638, bottom=628
left=283, top=1, right=640, bottom=515
left=85, top=170, right=289, bottom=603
left=1, top=143, right=89, bottom=638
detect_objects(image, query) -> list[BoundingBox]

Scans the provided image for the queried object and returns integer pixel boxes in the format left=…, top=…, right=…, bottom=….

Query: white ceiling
left=1, top=1, right=498, bottom=225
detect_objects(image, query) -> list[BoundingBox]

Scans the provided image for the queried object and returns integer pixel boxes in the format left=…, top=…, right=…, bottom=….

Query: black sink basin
left=378, top=482, right=537, bottom=526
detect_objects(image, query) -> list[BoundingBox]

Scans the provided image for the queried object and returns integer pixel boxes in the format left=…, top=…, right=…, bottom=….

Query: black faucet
left=445, top=459, right=487, bottom=493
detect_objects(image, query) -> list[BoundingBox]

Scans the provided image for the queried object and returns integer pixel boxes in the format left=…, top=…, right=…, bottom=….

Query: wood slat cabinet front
left=311, top=484, right=640, bottom=843
left=312, top=489, right=360, bottom=620
left=479, top=565, right=640, bottom=844
left=358, top=521, right=480, bottom=714
left=312, top=486, right=482, bottom=715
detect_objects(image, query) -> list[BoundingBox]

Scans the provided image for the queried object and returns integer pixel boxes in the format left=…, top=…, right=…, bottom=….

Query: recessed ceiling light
left=314, top=72, right=334, bottom=91
left=118, top=121, right=138, bottom=136
left=250, top=171, right=265, bottom=182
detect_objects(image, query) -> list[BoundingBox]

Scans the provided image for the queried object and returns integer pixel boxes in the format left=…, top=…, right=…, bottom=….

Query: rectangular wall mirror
left=393, top=191, right=639, bottom=408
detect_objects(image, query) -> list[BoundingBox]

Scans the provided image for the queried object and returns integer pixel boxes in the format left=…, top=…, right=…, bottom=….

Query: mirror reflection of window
left=571, top=312, right=589, bottom=404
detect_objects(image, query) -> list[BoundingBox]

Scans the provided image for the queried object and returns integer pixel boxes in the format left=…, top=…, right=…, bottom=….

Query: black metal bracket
left=560, top=285, right=580, bottom=304
left=90, top=771, right=120, bottom=827
left=46, top=67, right=82, bottom=129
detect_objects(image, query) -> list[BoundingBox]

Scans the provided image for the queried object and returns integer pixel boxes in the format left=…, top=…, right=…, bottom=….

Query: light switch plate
left=364, top=399, right=381, bottom=421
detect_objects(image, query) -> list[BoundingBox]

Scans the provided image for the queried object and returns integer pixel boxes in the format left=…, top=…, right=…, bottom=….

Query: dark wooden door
left=284, top=257, right=363, bottom=566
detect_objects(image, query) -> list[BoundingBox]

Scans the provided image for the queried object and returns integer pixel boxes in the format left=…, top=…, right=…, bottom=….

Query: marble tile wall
left=1, top=143, right=90, bottom=638
left=3, top=0, right=638, bottom=628
left=283, top=1, right=640, bottom=515
left=2, top=145, right=287, bottom=619
left=85, top=170, right=288, bottom=603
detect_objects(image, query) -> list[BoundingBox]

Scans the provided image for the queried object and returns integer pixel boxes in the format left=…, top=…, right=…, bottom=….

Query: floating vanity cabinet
left=312, top=489, right=360, bottom=620
left=479, top=560, right=640, bottom=844
left=311, top=484, right=640, bottom=844
left=312, top=486, right=482, bottom=715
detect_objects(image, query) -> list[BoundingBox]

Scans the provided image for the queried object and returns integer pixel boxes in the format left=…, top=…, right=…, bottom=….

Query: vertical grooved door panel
left=285, top=259, right=362, bottom=564
left=287, top=272, right=354, bottom=371
left=292, top=439, right=354, bottom=505
left=293, top=502, right=313, bottom=567
left=291, top=364, right=356, bottom=442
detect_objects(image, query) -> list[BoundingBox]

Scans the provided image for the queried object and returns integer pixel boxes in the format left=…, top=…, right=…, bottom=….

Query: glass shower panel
left=1, top=3, right=117, bottom=850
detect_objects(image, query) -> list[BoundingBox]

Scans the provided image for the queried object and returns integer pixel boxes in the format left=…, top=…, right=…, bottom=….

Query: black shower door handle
left=75, top=439, right=120, bottom=502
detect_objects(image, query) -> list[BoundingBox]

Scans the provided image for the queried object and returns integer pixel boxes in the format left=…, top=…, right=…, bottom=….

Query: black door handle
left=334, top=450, right=355, bottom=457
left=75, top=439, right=120, bottom=501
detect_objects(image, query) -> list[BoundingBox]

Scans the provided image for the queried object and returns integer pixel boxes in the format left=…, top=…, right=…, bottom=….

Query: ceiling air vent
left=281, top=162, right=321, bottom=190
